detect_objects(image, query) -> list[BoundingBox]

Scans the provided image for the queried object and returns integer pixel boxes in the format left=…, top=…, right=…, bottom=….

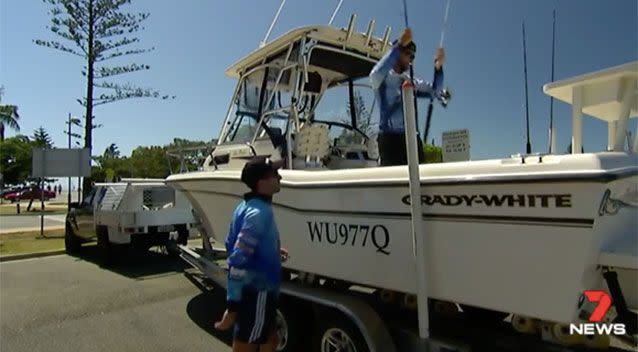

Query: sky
left=1, top=0, right=637, bottom=164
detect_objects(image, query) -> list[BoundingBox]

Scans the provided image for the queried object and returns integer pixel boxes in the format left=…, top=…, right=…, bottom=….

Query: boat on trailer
left=166, top=15, right=638, bottom=340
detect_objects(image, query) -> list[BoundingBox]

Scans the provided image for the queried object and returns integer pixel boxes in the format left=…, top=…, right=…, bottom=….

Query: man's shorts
left=234, top=287, right=278, bottom=344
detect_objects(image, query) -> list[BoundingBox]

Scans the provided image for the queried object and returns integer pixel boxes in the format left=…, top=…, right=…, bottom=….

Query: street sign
left=31, top=148, right=91, bottom=177
left=442, top=129, right=470, bottom=162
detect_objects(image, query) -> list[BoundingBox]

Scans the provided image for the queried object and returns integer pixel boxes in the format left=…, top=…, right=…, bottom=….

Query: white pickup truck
left=65, top=178, right=198, bottom=265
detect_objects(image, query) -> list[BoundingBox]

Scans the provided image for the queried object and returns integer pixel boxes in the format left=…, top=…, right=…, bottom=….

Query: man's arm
left=369, top=44, right=400, bottom=89
left=414, top=67, right=444, bottom=99
left=225, top=208, right=263, bottom=311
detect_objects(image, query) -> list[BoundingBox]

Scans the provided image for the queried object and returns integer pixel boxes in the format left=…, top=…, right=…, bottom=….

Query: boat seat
left=293, top=124, right=330, bottom=169
left=367, top=136, right=379, bottom=161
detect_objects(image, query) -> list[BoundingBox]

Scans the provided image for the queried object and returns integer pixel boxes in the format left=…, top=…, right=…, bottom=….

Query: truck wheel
left=314, top=312, right=369, bottom=352
left=275, top=301, right=303, bottom=352
left=64, top=224, right=82, bottom=255
left=96, top=226, right=113, bottom=266
left=460, top=304, right=509, bottom=325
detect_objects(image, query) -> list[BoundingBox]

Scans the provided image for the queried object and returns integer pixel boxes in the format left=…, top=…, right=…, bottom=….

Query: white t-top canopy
left=543, top=61, right=638, bottom=153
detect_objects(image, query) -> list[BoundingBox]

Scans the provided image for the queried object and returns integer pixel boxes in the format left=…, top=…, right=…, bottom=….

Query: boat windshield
left=220, top=46, right=379, bottom=149
left=221, top=63, right=294, bottom=146
left=310, top=78, right=377, bottom=145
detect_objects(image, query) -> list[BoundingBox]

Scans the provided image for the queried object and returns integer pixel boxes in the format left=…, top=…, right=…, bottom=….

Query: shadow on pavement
left=67, top=244, right=190, bottom=279
left=186, top=284, right=234, bottom=347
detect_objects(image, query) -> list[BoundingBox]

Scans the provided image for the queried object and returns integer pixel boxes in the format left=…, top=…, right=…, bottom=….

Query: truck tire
left=96, top=226, right=113, bottom=267
left=313, top=311, right=369, bottom=352
left=64, top=223, right=82, bottom=255
left=460, top=304, right=509, bottom=325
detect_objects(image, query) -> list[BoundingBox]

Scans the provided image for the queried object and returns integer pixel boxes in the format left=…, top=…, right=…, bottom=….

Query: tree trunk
left=83, top=0, right=95, bottom=199
left=0, top=123, right=4, bottom=142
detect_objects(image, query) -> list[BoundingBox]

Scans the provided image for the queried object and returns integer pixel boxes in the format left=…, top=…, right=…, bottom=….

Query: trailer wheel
left=274, top=302, right=303, bottom=352
left=96, top=226, right=113, bottom=266
left=64, top=223, right=82, bottom=255
left=460, top=304, right=509, bottom=324
left=314, top=312, right=368, bottom=352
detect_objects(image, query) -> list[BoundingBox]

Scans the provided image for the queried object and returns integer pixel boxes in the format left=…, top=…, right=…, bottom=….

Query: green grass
left=0, top=229, right=65, bottom=256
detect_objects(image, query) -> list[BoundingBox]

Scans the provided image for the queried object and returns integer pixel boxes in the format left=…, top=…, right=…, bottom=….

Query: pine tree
left=32, top=126, right=54, bottom=148
left=35, top=0, right=174, bottom=196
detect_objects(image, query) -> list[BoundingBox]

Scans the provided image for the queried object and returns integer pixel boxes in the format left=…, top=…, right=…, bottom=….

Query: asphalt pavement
left=0, top=248, right=233, bottom=352
left=0, top=214, right=66, bottom=233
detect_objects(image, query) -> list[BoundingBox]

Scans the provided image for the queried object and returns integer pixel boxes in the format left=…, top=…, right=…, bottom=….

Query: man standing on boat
left=214, top=156, right=289, bottom=352
left=369, top=28, right=445, bottom=166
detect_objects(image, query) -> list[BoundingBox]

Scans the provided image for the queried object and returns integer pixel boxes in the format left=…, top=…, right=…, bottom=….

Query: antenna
left=548, top=9, right=557, bottom=153
left=328, top=0, right=344, bottom=25
left=522, top=20, right=532, bottom=154
left=260, top=0, right=287, bottom=48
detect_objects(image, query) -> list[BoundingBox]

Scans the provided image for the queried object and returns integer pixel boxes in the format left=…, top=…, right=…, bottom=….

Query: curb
left=0, top=249, right=66, bottom=262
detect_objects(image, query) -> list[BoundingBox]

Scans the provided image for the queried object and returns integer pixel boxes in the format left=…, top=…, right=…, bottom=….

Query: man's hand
left=280, top=248, right=289, bottom=263
left=214, top=309, right=236, bottom=331
left=399, top=28, right=412, bottom=47
left=434, top=47, right=445, bottom=70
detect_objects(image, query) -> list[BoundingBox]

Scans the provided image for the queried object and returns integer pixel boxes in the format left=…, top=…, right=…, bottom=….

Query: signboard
left=31, top=148, right=91, bottom=177
left=442, top=129, right=470, bottom=162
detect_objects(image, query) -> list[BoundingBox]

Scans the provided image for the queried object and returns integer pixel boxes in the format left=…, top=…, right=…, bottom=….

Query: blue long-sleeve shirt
left=225, top=193, right=281, bottom=309
left=369, top=43, right=444, bottom=134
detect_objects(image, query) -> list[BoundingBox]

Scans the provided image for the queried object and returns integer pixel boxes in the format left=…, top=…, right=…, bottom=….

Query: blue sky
left=1, top=0, right=636, bottom=161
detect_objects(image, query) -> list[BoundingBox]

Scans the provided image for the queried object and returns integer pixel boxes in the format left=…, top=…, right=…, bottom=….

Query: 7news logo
left=569, top=290, right=626, bottom=336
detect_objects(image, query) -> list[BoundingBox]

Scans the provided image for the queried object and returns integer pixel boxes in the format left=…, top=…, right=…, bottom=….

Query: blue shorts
left=234, top=288, right=278, bottom=344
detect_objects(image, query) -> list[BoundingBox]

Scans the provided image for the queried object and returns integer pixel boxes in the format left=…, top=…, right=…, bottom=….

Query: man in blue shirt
left=214, top=157, right=288, bottom=352
left=369, top=28, right=445, bottom=166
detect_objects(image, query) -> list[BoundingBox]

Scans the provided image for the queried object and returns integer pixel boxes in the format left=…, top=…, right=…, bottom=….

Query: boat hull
left=167, top=153, right=638, bottom=324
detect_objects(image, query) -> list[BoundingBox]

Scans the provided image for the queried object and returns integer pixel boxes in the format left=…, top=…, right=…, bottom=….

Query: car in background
left=3, top=187, right=56, bottom=202
left=0, top=186, right=28, bottom=199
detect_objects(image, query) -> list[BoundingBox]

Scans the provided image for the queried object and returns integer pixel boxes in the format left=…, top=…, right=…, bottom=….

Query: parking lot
left=0, top=248, right=233, bottom=352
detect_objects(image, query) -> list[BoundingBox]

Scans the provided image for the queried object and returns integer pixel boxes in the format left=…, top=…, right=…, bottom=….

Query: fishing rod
left=260, top=0, right=287, bottom=48
left=328, top=0, right=344, bottom=25
left=548, top=9, right=556, bottom=154
left=423, top=0, right=451, bottom=146
left=522, top=20, right=532, bottom=154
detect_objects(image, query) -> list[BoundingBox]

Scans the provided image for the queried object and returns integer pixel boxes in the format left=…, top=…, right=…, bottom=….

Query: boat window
left=311, top=78, right=377, bottom=145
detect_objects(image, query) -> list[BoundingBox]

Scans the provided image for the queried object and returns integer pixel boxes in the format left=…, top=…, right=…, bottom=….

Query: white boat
left=166, top=18, right=637, bottom=329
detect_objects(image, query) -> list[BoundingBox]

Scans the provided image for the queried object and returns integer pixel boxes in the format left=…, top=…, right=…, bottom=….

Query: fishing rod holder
left=345, top=14, right=356, bottom=41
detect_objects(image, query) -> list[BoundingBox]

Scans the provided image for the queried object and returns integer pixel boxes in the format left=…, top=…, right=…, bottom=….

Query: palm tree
left=0, top=87, right=20, bottom=142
